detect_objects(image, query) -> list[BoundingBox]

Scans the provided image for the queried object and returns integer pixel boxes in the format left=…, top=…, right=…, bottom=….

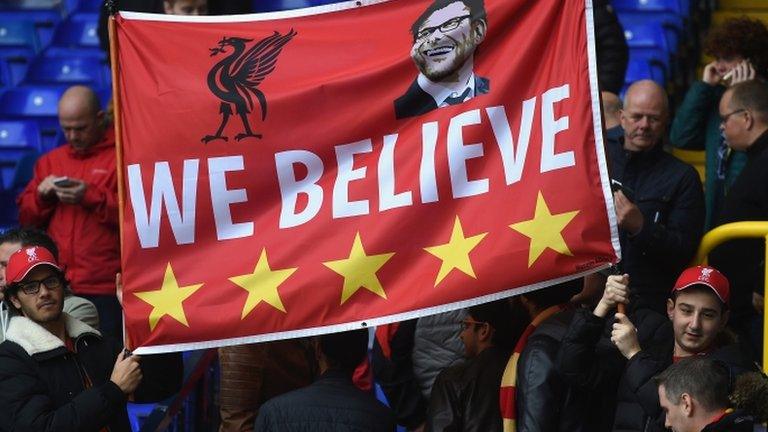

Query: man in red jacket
left=17, top=85, right=121, bottom=339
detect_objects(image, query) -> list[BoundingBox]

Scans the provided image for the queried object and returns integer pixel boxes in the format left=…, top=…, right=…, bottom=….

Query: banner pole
left=108, top=8, right=129, bottom=351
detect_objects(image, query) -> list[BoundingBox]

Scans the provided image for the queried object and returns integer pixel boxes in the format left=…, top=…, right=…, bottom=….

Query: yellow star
left=229, top=248, right=296, bottom=319
left=510, top=191, right=579, bottom=267
left=424, top=216, right=488, bottom=286
left=323, top=232, right=395, bottom=305
left=134, top=263, right=203, bottom=331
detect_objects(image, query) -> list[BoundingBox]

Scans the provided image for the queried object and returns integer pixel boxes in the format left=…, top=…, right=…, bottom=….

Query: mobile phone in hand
left=53, top=177, right=76, bottom=188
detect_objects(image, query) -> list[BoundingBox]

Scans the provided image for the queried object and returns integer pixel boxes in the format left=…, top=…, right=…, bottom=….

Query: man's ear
left=9, top=294, right=21, bottom=311
left=472, top=19, right=487, bottom=44
left=666, top=298, right=675, bottom=320
left=744, top=110, right=755, bottom=131
left=680, top=393, right=694, bottom=417
left=478, top=323, right=493, bottom=342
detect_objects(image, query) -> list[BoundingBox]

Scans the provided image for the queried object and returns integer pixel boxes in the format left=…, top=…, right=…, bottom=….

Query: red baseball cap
left=672, top=265, right=730, bottom=305
left=6, top=246, right=62, bottom=285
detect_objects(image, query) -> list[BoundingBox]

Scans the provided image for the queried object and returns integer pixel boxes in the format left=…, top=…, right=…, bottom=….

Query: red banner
left=116, top=0, right=619, bottom=353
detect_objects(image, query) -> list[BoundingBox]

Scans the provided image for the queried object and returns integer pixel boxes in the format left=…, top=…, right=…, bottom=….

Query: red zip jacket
left=17, top=128, right=119, bottom=296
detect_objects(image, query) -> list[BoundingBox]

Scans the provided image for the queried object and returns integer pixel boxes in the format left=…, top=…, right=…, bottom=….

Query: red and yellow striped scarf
left=499, top=304, right=567, bottom=432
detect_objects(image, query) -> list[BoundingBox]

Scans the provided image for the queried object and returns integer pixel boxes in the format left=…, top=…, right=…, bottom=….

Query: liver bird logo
left=202, top=29, right=297, bottom=144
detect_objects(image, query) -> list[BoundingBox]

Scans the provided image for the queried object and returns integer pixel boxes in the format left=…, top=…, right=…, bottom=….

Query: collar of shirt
left=417, top=72, right=476, bottom=107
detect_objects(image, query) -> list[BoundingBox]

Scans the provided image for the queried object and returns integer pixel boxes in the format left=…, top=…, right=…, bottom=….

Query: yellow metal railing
left=694, top=221, right=768, bottom=371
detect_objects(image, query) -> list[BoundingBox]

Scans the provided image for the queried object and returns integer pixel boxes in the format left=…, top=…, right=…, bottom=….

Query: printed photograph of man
left=394, top=0, right=490, bottom=120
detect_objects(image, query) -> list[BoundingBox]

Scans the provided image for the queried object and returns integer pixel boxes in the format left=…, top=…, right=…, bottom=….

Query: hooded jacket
left=17, top=129, right=119, bottom=296
left=0, top=313, right=130, bottom=432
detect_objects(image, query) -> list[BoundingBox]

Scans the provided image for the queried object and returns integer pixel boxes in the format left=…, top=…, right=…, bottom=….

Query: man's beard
left=414, top=38, right=473, bottom=82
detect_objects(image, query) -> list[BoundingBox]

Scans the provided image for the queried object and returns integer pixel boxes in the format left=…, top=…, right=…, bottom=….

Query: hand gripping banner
left=115, top=0, right=620, bottom=353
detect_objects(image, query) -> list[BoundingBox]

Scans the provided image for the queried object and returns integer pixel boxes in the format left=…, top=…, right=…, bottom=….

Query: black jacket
left=516, top=309, right=588, bottom=432
left=615, top=334, right=755, bottom=432
left=556, top=307, right=672, bottom=432
left=426, top=345, right=509, bottom=432
left=255, top=368, right=396, bottom=432
left=606, top=132, right=705, bottom=313
left=710, top=130, right=768, bottom=330
left=0, top=314, right=130, bottom=432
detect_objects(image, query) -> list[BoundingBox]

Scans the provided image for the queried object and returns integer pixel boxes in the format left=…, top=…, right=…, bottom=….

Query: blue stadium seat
left=0, top=49, right=33, bottom=87
left=96, top=86, right=111, bottom=108
left=0, top=0, right=62, bottom=11
left=0, top=85, right=66, bottom=149
left=0, top=119, right=41, bottom=191
left=0, top=85, right=63, bottom=118
left=618, top=12, right=682, bottom=55
left=613, top=0, right=686, bottom=17
left=0, top=20, right=41, bottom=53
left=621, top=20, right=672, bottom=72
left=0, top=119, right=42, bottom=152
left=51, top=12, right=99, bottom=49
left=625, top=58, right=666, bottom=86
left=0, top=10, right=62, bottom=48
left=9, top=149, right=39, bottom=190
left=72, top=0, right=102, bottom=13
left=24, top=56, right=107, bottom=86
left=42, top=45, right=105, bottom=59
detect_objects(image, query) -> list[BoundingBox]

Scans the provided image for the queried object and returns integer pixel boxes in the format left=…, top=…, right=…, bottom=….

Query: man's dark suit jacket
left=394, top=76, right=490, bottom=120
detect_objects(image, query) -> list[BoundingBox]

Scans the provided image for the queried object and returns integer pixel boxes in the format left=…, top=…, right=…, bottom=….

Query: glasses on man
left=460, top=319, right=487, bottom=330
left=416, top=15, right=472, bottom=41
left=719, top=108, right=746, bottom=124
left=16, top=276, right=63, bottom=295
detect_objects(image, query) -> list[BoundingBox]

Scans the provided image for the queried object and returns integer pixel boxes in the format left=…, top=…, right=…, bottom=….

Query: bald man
left=17, top=85, right=122, bottom=340
left=607, top=80, right=704, bottom=314
left=601, top=91, right=622, bottom=130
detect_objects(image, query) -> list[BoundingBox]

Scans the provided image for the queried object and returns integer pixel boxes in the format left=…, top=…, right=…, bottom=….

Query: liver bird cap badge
left=202, top=29, right=297, bottom=144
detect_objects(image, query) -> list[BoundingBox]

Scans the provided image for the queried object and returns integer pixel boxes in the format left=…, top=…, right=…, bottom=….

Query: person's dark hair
left=704, top=17, right=768, bottom=78
left=410, top=0, right=487, bottom=41
left=731, top=371, right=768, bottom=422
left=670, top=285, right=728, bottom=313
left=467, top=299, right=518, bottom=350
left=522, top=279, right=582, bottom=310
left=728, top=80, right=768, bottom=124
left=0, top=227, right=59, bottom=260
left=654, top=357, right=731, bottom=412
left=319, top=329, right=369, bottom=372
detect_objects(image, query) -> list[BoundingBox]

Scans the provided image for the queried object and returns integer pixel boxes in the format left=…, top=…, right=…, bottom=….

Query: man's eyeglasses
left=16, top=276, right=63, bottom=295
left=416, top=15, right=472, bottom=41
left=720, top=108, right=746, bottom=124
left=460, top=319, right=487, bottom=330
